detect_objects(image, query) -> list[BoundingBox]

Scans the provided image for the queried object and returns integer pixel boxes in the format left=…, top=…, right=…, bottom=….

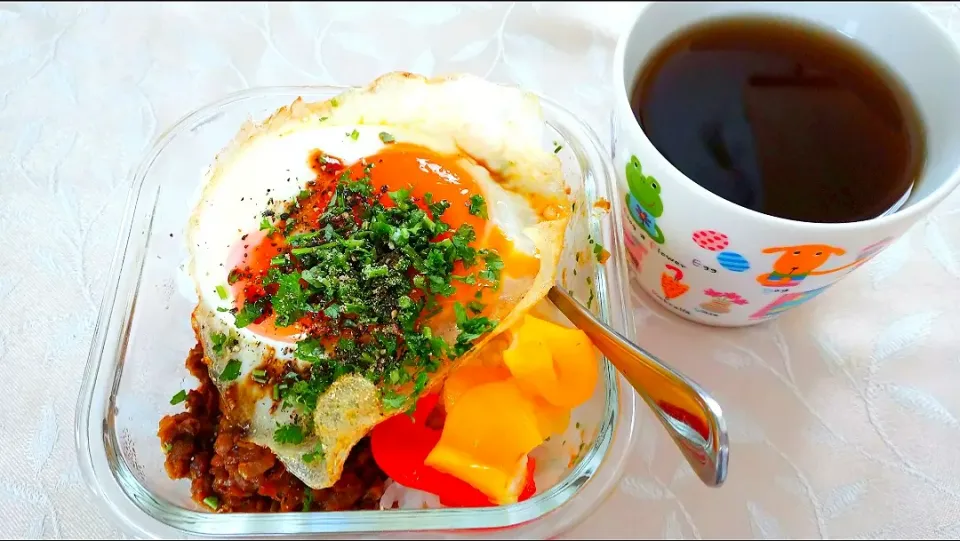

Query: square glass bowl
left=76, top=86, right=638, bottom=539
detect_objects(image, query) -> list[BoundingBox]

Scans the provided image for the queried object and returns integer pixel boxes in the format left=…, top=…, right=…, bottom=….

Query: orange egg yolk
left=225, top=142, right=539, bottom=342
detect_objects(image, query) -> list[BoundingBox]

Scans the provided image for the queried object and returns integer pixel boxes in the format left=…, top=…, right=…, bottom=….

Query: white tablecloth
left=4, top=2, right=960, bottom=539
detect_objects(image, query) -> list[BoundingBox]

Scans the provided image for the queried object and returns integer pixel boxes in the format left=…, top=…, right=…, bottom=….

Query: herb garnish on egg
left=227, top=149, right=502, bottom=422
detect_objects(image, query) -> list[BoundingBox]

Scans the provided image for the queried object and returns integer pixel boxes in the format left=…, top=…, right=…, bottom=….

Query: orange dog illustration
left=756, top=244, right=860, bottom=287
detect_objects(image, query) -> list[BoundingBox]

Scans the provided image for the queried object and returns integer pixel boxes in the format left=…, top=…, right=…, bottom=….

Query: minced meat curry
left=158, top=343, right=387, bottom=512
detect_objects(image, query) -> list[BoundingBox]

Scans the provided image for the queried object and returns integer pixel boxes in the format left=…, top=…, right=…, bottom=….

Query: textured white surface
left=3, top=2, right=960, bottom=539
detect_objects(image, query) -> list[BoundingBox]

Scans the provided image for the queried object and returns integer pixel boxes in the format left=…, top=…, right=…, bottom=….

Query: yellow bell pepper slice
left=502, top=314, right=598, bottom=408
left=530, top=396, right=570, bottom=438
left=425, top=379, right=545, bottom=504
left=441, top=364, right=511, bottom=414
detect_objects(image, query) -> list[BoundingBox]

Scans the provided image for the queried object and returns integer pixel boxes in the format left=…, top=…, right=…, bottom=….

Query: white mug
left=612, top=1, right=960, bottom=327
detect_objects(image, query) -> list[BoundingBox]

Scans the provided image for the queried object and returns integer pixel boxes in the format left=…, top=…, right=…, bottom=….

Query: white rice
left=379, top=479, right=445, bottom=510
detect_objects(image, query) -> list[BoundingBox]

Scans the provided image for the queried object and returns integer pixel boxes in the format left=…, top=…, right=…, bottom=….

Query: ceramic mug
left=612, top=1, right=960, bottom=327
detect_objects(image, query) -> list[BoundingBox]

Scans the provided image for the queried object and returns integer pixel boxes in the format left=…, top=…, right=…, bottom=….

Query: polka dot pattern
left=692, top=230, right=729, bottom=251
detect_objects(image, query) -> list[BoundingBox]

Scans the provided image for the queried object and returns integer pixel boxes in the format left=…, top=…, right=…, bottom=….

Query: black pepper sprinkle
left=241, top=234, right=248, bottom=241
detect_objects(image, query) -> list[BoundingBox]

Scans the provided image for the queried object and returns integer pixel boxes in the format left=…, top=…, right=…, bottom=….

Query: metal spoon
left=547, top=286, right=729, bottom=487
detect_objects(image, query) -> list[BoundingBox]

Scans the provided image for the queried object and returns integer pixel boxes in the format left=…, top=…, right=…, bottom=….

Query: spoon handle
left=547, top=287, right=729, bottom=487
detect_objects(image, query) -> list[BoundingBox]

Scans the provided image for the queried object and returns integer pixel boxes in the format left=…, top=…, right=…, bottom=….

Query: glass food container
left=76, top=86, right=639, bottom=539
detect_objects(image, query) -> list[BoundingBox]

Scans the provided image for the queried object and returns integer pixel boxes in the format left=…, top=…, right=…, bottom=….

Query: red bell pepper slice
left=370, top=393, right=536, bottom=507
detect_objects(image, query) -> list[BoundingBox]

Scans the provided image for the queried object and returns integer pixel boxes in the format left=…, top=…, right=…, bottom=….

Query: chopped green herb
left=467, top=300, right=485, bottom=314
left=467, top=194, right=488, bottom=219
left=453, top=302, right=467, bottom=325
left=234, top=298, right=268, bottom=328
left=274, top=423, right=305, bottom=445
left=477, top=250, right=504, bottom=287
left=452, top=302, right=498, bottom=357
left=381, top=391, right=407, bottom=411
left=453, top=274, right=476, bottom=285
left=379, top=131, right=396, bottom=144
left=227, top=269, right=241, bottom=285
left=169, top=389, right=187, bottom=405
left=302, top=489, right=315, bottom=512
left=342, top=303, right=367, bottom=315
left=270, top=272, right=308, bottom=327
left=220, top=359, right=242, bottom=381
left=252, top=369, right=268, bottom=384
left=363, top=264, right=389, bottom=279
left=593, top=242, right=605, bottom=262
left=203, top=496, right=220, bottom=511
left=295, top=339, right=327, bottom=366
left=330, top=97, right=339, bottom=107
left=586, top=289, right=596, bottom=310
left=211, top=332, right=227, bottom=354
left=216, top=285, right=228, bottom=300
left=413, top=371, right=429, bottom=395
left=259, top=217, right=275, bottom=234
left=554, top=144, right=563, bottom=154
left=302, top=443, right=325, bottom=463
left=571, top=202, right=576, bottom=212
left=319, top=116, right=329, bottom=122
left=348, top=129, right=360, bottom=140
left=162, top=442, right=173, bottom=453
left=338, top=338, right=356, bottom=352
left=210, top=331, right=237, bottom=356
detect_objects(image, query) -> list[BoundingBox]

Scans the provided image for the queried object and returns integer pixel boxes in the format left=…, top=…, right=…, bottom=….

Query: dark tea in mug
left=631, top=16, right=926, bottom=223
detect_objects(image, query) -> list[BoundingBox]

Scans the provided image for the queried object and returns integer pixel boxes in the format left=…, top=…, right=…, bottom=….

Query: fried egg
left=186, top=72, right=570, bottom=490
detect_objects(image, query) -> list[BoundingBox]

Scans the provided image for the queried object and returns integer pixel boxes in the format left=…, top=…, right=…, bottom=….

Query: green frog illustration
left=624, top=155, right=665, bottom=244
